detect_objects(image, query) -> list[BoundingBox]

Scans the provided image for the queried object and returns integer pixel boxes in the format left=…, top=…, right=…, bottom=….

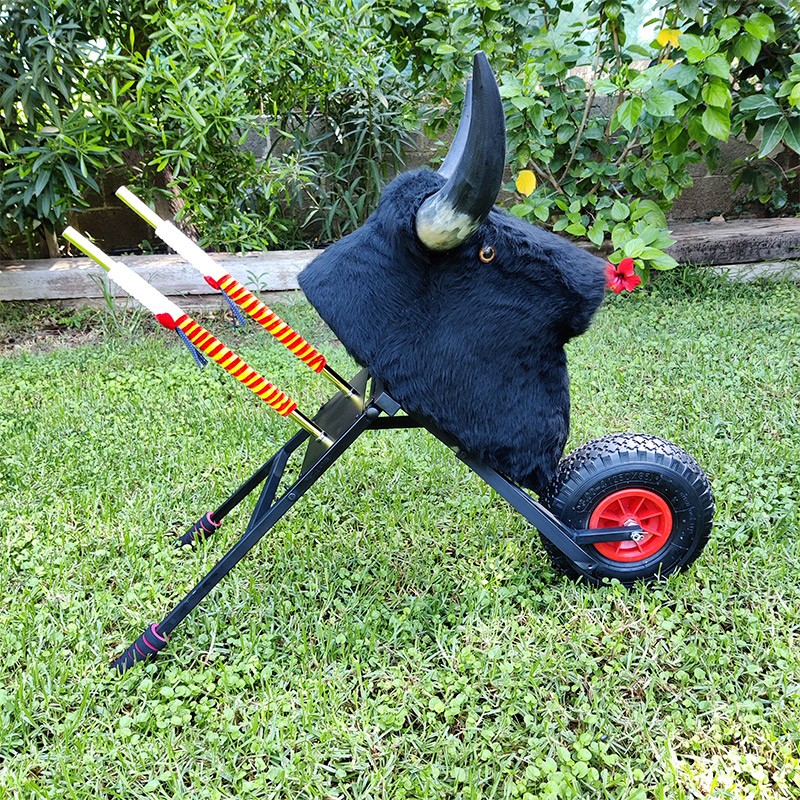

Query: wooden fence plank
left=667, top=218, right=800, bottom=265
left=0, top=250, right=319, bottom=302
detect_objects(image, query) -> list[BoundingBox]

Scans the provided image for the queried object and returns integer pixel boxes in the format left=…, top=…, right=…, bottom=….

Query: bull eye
left=478, top=245, right=496, bottom=263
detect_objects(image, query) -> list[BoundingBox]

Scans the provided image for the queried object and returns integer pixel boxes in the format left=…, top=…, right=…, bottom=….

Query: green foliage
left=0, top=0, right=111, bottom=256
left=2, top=278, right=800, bottom=797
left=1, top=0, right=421, bottom=256
left=665, top=0, right=800, bottom=213
left=377, top=0, right=571, bottom=94
left=496, top=0, right=799, bottom=282
left=2, top=0, right=799, bottom=261
left=83, top=0, right=295, bottom=250
left=275, top=51, right=416, bottom=242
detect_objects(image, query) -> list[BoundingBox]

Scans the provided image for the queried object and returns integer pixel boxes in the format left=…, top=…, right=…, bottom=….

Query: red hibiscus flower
left=605, top=257, right=642, bottom=294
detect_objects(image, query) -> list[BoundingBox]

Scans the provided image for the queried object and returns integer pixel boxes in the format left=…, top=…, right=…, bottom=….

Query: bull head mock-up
left=299, top=52, right=606, bottom=495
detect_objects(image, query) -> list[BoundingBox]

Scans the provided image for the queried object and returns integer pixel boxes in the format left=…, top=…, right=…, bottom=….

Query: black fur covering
left=299, top=170, right=606, bottom=494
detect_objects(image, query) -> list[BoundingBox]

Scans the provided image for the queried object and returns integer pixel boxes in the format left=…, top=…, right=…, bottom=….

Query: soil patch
left=0, top=326, right=105, bottom=357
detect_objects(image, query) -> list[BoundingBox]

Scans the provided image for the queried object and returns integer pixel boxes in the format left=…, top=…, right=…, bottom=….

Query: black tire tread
left=540, top=433, right=714, bottom=585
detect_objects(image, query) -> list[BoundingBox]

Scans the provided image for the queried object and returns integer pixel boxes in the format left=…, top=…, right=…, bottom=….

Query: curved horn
left=438, top=79, right=472, bottom=180
left=416, top=52, right=506, bottom=251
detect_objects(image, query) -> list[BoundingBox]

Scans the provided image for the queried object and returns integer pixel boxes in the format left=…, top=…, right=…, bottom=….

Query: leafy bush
left=260, top=29, right=417, bottom=243
left=1, top=0, right=421, bottom=257
left=2, top=0, right=799, bottom=264
left=0, top=1, right=110, bottom=257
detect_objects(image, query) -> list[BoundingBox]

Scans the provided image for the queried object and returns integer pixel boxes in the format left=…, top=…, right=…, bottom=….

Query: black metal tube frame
left=110, top=375, right=640, bottom=671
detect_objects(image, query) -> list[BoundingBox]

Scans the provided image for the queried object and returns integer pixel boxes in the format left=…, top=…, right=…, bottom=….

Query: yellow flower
left=657, top=28, right=681, bottom=48
left=516, top=169, right=537, bottom=196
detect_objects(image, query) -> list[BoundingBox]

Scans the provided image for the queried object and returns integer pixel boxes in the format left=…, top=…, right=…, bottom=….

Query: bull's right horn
left=415, top=52, right=506, bottom=252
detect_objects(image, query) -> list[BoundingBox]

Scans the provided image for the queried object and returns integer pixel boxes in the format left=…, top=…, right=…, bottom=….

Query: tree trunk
left=43, top=226, right=60, bottom=258
left=120, top=148, right=200, bottom=242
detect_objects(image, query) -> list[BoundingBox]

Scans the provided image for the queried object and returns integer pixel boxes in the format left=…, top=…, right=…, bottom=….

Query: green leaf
left=509, top=204, right=529, bottom=219
left=515, top=143, right=531, bottom=165
left=678, top=34, right=704, bottom=60
left=587, top=224, right=605, bottom=247
left=630, top=199, right=667, bottom=224
left=592, top=78, right=617, bottom=96
left=790, top=84, right=800, bottom=108
left=683, top=34, right=720, bottom=64
left=717, top=18, right=740, bottom=41
left=61, top=165, right=79, bottom=195
left=651, top=253, right=679, bottom=270
left=668, top=128, right=690, bottom=155
left=758, top=117, right=788, bottom=157
left=33, top=168, right=49, bottom=198
left=435, top=43, right=458, bottom=54
left=664, top=63, right=698, bottom=88
left=646, top=92, right=676, bottom=117
left=702, top=81, right=731, bottom=108
left=704, top=54, right=730, bottom=79
left=684, top=46, right=707, bottom=65
left=771, top=187, right=788, bottom=208
left=640, top=246, right=667, bottom=259
left=565, top=222, right=587, bottom=236
left=623, top=238, right=646, bottom=258
left=755, top=104, right=784, bottom=121
left=611, top=200, right=629, bottom=221
left=744, top=12, right=775, bottom=42
left=735, top=34, right=762, bottom=66
left=614, top=97, right=643, bottom=132
left=783, top=118, right=800, bottom=154
left=510, top=95, right=539, bottom=110
left=662, top=90, right=688, bottom=105
left=740, top=95, right=779, bottom=111
left=556, top=125, right=576, bottom=143
left=186, top=105, right=205, bottom=129
left=701, top=106, right=730, bottom=140
left=286, top=0, right=304, bottom=22
left=638, top=226, right=661, bottom=246
left=499, top=82, right=522, bottom=98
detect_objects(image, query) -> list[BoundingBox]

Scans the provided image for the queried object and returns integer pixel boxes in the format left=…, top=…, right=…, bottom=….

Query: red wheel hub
left=589, top=488, right=673, bottom=562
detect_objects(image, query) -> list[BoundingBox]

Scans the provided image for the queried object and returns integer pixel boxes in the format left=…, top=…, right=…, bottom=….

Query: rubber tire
left=540, top=433, right=714, bottom=586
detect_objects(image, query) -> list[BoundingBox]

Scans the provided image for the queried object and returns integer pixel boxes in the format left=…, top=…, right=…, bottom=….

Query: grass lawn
left=1, top=270, right=799, bottom=799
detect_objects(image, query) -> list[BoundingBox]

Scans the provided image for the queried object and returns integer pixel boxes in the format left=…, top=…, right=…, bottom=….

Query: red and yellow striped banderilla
left=115, top=187, right=358, bottom=401
left=62, top=226, right=333, bottom=446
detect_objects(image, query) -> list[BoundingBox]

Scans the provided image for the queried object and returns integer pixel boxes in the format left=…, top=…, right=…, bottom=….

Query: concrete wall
left=66, top=168, right=154, bottom=254
left=671, top=138, right=758, bottom=221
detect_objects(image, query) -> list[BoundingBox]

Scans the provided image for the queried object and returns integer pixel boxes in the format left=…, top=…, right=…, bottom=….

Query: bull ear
left=416, top=52, right=506, bottom=251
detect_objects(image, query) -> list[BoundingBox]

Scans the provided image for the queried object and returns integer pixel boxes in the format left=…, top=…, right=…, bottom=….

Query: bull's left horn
left=416, top=52, right=506, bottom=251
